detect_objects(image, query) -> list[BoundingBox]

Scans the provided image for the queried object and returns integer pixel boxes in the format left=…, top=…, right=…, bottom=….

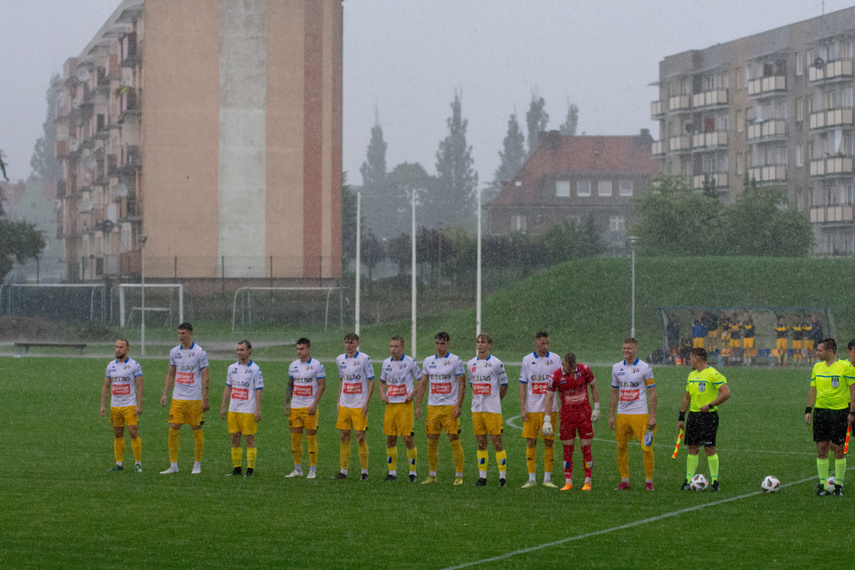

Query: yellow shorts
left=743, top=337, right=754, bottom=349
left=805, top=339, right=815, bottom=351
left=729, top=339, right=740, bottom=348
left=777, top=339, right=788, bottom=351
left=384, top=402, right=414, bottom=436
left=693, top=338, right=705, bottom=348
left=793, top=340, right=803, bottom=350
left=168, top=399, right=203, bottom=426
left=521, top=411, right=556, bottom=440
left=227, top=411, right=257, bottom=435
left=289, top=407, right=319, bottom=431
left=425, top=405, right=460, bottom=435
left=472, top=412, right=503, bottom=435
left=336, top=406, right=368, bottom=432
left=615, top=414, right=655, bottom=451
left=110, top=406, right=138, bottom=427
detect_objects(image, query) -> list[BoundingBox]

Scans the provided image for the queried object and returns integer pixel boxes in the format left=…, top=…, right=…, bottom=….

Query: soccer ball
left=827, top=476, right=836, bottom=489
left=761, top=475, right=780, bottom=492
left=689, top=474, right=708, bottom=491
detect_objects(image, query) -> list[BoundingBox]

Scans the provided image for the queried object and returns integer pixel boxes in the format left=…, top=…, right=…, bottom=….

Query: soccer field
left=2, top=355, right=852, bottom=568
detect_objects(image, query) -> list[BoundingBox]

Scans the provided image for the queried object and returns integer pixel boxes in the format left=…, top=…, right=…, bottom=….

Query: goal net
left=118, top=284, right=184, bottom=328
left=3, top=283, right=107, bottom=322
left=232, top=287, right=343, bottom=332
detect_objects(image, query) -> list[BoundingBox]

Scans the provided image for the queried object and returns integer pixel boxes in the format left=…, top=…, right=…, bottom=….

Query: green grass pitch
left=2, top=355, right=853, bottom=568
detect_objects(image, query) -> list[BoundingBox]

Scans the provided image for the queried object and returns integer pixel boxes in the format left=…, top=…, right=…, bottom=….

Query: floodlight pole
left=140, top=235, right=147, bottom=357
left=476, top=187, right=482, bottom=336
left=411, top=189, right=417, bottom=360
left=629, top=235, right=638, bottom=339
left=355, top=191, right=361, bottom=336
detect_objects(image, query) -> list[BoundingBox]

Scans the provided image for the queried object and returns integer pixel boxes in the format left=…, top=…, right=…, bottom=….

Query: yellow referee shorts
left=425, top=405, right=460, bottom=435
left=336, top=406, right=368, bottom=432
left=168, top=399, right=203, bottom=426
left=472, top=412, right=504, bottom=435
left=383, top=402, right=414, bottom=436
left=289, top=407, right=319, bottom=431
left=521, top=411, right=556, bottom=440
left=228, top=411, right=257, bottom=435
left=110, top=406, right=137, bottom=427
left=615, top=413, right=655, bottom=451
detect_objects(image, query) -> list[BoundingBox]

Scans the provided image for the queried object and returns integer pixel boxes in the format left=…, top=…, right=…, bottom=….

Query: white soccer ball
left=827, top=476, right=836, bottom=489
left=689, top=473, right=708, bottom=491
left=761, top=475, right=780, bottom=492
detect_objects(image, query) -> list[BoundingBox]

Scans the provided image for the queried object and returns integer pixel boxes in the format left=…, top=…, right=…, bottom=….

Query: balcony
left=56, top=140, right=70, bottom=158
left=651, top=140, right=665, bottom=156
left=668, top=95, right=691, bottom=113
left=691, top=131, right=728, bottom=149
left=651, top=100, right=664, bottom=119
left=809, top=108, right=854, bottom=130
left=692, top=89, right=728, bottom=109
left=747, top=164, right=787, bottom=182
left=747, top=76, right=786, bottom=97
left=810, top=156, right=854, bottom=177
left=747, top=120, right=787, bottom=141
left=693, top=173, right=729, bottom=190
left=118, top=88, right=140, bottom=123
left=121, top=33, right=139, bottom=68
left=118, top=145, right=141, bottom=173
left=56, top=180, right=67, bottom=198
left=810, top=205, right=854, bottom=223
left=809, top=59, right=854, bottom=82
left=668, top=135, right=691, bottom=152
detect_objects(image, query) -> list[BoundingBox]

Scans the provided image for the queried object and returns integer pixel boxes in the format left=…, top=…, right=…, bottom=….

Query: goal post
left=118, top=284, right=184, bottom=328
left=232, top=286, right=343, bottom=333
left=6, top=283, right=107, bottom=322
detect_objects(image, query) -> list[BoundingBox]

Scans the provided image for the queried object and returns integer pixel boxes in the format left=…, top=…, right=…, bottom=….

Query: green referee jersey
left=686, top=366, right=727, bottom=412
left=810, top=359, right=855, bottom=410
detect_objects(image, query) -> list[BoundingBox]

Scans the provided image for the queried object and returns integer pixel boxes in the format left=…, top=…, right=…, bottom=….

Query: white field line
left=504, top=415, right=814, bottom=456
left=443, top=471, right=834, bottom=570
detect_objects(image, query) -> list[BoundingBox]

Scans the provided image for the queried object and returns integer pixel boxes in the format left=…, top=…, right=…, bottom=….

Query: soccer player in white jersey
left=100, top=339, right=144, bottom=472
left=415, top=331, right=467, bottom=485
left=467, top=334, right=509, bottom=487
left=332, top=332, right=375, bottom=480
left=609, top=338, right=657, bottom=491
left=519, top=332, right=562, bottom=488
left=220, top=340, right=263, bottom=477
left=160, top=323, right=209, bottom=474
left=285, top=337, right=326, bottom=479
left=379, top=336, right=421, bottom=482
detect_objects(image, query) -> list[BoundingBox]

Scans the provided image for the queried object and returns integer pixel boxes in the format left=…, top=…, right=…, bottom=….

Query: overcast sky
left=0, top=0, right=841, bottom=186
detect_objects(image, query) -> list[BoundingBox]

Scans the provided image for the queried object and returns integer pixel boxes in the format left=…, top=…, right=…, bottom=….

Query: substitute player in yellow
left=285, top=337, right=326, bottom=479
left=805, top=338, right=855, bottom=496
left=775, top=316, right=789, bottom=366
left=519, top=332, right=562, bottom=488
left=333, top=333, right=375, bottom=480
left=415, top=331, right=466, bottom=485
left=677, top=347, right=730, bottom=492
left=220, top=340, right=263, bottom=477
left=379, top=336, right=421, bottom=482
left=100, top=339, right=144, bottom=472
left=467, top=334, right=509, bottom=487
left=609, top=338, right=657, bottom=491
left=160, top=323, right=209, bottom=474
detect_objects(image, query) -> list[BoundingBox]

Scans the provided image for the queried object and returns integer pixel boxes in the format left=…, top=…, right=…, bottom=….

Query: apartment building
left=653, top=6, right=855, bottom=255
left=53, top=0, right=343, bottom=284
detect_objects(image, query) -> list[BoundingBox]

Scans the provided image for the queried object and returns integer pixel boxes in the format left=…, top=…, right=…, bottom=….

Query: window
left=736, top=66, right=744, bottom=88
left=576, top=180, right=591, bottom=197
left=619, top=180, right=633, bottom=196
left=736, top=110, right=744, bottom=132
left=796, top=52, right=804, bottom=76
left=795, top=145, right=804, bottom=168
left=555, top=180, right=570, bottom=197
left=795, top=98, right=803, bottom=122
left=598, top=180, right=613, bottom=197
left=609, top=216, right=626, bottom=232
left=511, top=214, right=527, bottom=233
left=736, top=153, right=743, bottom=175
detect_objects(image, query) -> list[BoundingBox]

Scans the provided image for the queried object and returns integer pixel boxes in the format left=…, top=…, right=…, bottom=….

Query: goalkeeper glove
left=591, top=403, right=601, bottom=422
left=542, top=416, right=554, bottom=436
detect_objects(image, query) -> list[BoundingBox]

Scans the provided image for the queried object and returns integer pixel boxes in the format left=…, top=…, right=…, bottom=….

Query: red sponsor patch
left=112, top=384, right=131, bottom=396
left=232, top=387, right=249, bottom=400
left=431, top=382, right=452, bottom=395
left=294, top=385, right=313, bottom=396
left=388, top=385, right=407, bottom=397
left=531, top=382, right=548, bottom=395
left=176, top=372, right=194, bottom=385
left=343, top=383, right=363, bottom=394
left=620, top=389, right=640, bottom=402
left=473, top=384, right=492, bottom=395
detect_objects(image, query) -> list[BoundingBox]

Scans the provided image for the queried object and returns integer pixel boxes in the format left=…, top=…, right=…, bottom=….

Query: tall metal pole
left=411, top=189, right=417, bottom=360
left=629, top=235, right=638, bottom=338
left=355, top=192, right=361, bottom=336
left=476, top=187, right=482, bottom=336
left=140, top=235, right=147, bottom=357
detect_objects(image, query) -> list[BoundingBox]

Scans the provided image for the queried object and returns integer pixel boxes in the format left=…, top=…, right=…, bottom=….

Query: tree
left=486, top=112, right=526, bottom=203
left=434, top=92, right=478, bottom=227
left=526, top=92, right=549, bottom=155
left=0, top=150, right=8, bottom=181
left=30, top=75, right=62, bottom=182
left=341, top=174, right=357, bottom=269
left=387, top=232, right=411, bottom=277
left=0, top=183, right=46, bottom=283
left=359, top=114, right=387, bottom=197
left=723, top=184, right=812, bottom=256
left=559, top=100, right=579, bottom=136
left=382, top=162, right=436, bottom=239
left=360, top=229, right=384, bottom=284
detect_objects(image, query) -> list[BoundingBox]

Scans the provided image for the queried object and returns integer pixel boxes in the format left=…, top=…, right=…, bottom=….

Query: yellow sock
left=114, top=437, right=125, bottom=463
left=193, top=429, right=204, bottom=462
left=451, top=439, right=464, bottom=474
left=545, top=445, right=555, bottom=476
left=231, top=447, right=242, bottom=468
left=358, top=440, right=369, bottom=470
left=526, top=446, right=536, bottom=474
left=407, top=448, right=417, bottom=472
left=291, top=432, right=303, bottom=465
left=131, top=436, right=141, bottom=463
left=428, top=439, right=439, bottom=473
left=168, top=428, right=180, bottom=463
left=307, top=434, right=318, bottom=467
left=477, top=450, right=488, bottom=476
left=340, top=441, right=351, bottom=471
left=247, top=447, right=257, bottom=469
left=495, top=450, right=507, bottom=477
left=387, top=447, right=398, bottom=473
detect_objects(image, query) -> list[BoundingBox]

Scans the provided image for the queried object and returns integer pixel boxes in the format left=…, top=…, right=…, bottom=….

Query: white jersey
left=380, top=354, right=421, bottom=404
left=289, top=357, right=326, bottom=409
left=336, top=351, right=375, bottom=409
left=519, top=351, right=561, bottom=413
left=168, top=342, right=209, bottom=401
left=467, top=355, right=508, bottom=414
left=226, top=359, right=264, bottom=414
left=611, top=358, right=655, bottom=415
left=422, top=353, right=466, bottom=406
left=106, top=357, right=143, bottom=408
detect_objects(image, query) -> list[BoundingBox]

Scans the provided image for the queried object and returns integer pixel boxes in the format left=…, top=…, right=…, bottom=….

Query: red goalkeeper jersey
left=549, top=363, right=595, bottom=419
